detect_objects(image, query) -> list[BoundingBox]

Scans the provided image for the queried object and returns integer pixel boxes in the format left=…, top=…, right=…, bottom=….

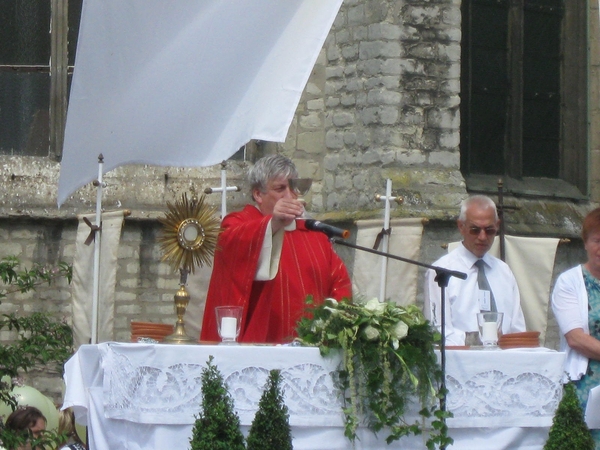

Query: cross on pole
left=374, top=179, right=402, bottom=302
left=204, top=161, right=241, bottom=219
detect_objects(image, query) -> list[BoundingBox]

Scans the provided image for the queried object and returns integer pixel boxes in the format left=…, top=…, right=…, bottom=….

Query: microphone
left=304, top=220, right=350, bottom=239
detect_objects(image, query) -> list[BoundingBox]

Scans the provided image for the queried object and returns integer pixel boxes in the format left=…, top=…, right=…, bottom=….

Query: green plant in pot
left=246, top=369, right=292, bottom=450
left=189, top=356, right=245, bottom=450
left=544, top=381, right=594, bottom=450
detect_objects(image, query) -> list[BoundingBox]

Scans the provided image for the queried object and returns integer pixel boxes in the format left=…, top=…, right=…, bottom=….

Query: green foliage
left=544, top=382, right=594, bottom=450
left=0, top=256, right=72, bottom=300
left=0, top=255, right=74, bottom=449
left=296, top=296, right=452, bottom=449
left=0, top=313, right=74, bottom=410
left=0, top=426, right=66, bottom=450
left=246, top=369, right=292, bottom=450
left=189, top=356, right=245, bottom=450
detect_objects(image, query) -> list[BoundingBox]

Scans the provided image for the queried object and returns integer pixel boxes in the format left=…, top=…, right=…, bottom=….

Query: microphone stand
left=330, top=237, right=466, bottom=448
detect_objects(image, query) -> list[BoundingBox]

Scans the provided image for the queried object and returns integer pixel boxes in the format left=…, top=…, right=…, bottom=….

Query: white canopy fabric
left=58, top=0, right=343, bottom=206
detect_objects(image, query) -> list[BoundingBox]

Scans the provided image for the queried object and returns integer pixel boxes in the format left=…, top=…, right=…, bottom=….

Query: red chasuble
left=201, top=205, right=352, bottom=344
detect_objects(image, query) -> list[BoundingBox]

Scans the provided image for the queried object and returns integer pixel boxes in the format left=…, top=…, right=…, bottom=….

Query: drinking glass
left=289, top=178, right=312, bottom=218
left=477, top=312, right=503, bottom=347
left=215, top=306, right=243, bottom=344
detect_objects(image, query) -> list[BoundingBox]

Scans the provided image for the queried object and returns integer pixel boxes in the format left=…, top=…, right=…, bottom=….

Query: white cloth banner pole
left=204, top=162, right=240, bottom=220
left=354, top=218, right=424, bottom=306
left=378, top=179, right=393, bottom=302
left=72, top=211, right=125, bottom=349
left=220, top=167, right=227, bottom=219
left=91, top=155, right=104, bottom=345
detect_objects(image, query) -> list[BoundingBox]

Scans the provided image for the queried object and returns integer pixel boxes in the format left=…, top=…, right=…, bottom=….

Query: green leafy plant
left=246, top=369, right=292, bottom=450
left=189, top=356, right=246, bottom=450
left=0, top=313, right=73, bottom=410
left=0, top=256, right=72, bottom=299
left=0, top=255, right=74, bottom=449
left=0, top=426, right=66, bottom=450
left=296, top=296, right=452, bottom=449
left=544, top=382, right=594, bottom=450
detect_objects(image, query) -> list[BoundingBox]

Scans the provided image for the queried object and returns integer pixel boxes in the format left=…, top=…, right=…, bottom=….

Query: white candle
left=221, top=317, right=237, bottom=339
left=481, top=321, right=498, bottom=343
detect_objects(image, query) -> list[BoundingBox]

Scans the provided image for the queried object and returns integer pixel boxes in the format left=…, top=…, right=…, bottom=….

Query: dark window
left=0, top=0, right=82, bottom=159
left=460, top=0, right=588, bottom=197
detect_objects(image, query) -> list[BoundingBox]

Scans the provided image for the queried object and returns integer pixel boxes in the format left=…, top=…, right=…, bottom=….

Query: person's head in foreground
left=57, top=407, right=87, bottom=449
left=4, top=406, right=47, bottom=450
left=457, top=195, right=499, bottom=258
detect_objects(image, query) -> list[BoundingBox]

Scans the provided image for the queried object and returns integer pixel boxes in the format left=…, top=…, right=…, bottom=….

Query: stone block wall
left=1, top=0, right=599, bottom=404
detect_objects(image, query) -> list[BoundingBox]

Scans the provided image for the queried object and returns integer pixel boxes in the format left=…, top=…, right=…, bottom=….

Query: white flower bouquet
left=296, top=296, right=451, bottom=449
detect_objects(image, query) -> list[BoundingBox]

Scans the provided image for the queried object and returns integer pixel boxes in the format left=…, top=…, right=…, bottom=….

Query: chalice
left=289, top=178, right=312, bottom=218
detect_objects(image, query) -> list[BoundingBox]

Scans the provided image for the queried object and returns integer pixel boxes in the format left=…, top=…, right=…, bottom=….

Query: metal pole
left=220, top=165, right=227, bottom=219
left=378, top=179, right=393, bottom=302
left=90, top=154, right=104, bottom=345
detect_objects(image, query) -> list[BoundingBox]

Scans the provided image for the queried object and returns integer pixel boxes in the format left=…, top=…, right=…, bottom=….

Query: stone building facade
left=1, top=0, right=599, bottom=401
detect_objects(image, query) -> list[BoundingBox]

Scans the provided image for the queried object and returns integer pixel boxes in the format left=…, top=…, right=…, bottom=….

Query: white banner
left=71, top=210, right=126, bottom=348
left=353, top=218, right=425, bottom=306
left=58, top=0, right=343, bottom=205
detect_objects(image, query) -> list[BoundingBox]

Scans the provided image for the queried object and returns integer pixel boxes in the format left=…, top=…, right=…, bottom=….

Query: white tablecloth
left=63, top=343, right=565, bottom=450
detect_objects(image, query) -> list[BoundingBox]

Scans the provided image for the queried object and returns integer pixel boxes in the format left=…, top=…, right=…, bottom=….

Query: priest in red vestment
left=200, top=155, right=352, bottom=344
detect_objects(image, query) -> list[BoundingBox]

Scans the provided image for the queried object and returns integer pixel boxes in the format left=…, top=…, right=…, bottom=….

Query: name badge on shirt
left=478, top=290, right=491, bottom=311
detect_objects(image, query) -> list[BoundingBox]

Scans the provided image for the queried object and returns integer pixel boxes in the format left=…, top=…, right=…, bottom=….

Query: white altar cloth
left=63, top=343, right=565, bottom=450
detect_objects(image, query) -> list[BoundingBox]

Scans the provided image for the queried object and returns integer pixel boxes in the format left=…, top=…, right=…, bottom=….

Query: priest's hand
left=271, top=198, right=304, bottom=232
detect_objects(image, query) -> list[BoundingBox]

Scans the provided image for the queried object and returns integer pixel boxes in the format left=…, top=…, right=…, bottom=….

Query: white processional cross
left=204, top=161, right=241, bottom=219
left=374, top=179, right=401, bottom=303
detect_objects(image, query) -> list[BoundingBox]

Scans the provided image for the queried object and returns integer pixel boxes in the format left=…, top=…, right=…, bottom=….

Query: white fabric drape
left=71, top=211, right=125, bottom=348
left=58, top=0, right=343, bottom=206
left=353, top=218, right=424, bottom=306
left=448, top=236, right=560, bottom=342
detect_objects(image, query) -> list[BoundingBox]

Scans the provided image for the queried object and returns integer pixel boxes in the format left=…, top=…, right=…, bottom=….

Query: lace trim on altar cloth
left=101, top=348, right=345, bottom=426
left=446, top=369, right=562, bottom=428
left=100, top=345, right=563, bottom=429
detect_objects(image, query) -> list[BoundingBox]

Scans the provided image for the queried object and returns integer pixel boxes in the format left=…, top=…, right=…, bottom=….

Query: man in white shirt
left=424, top=195, right=526, bottom=346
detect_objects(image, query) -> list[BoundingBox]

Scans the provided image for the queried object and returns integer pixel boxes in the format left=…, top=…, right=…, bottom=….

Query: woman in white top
left=552, top=207, right=600, bottom=446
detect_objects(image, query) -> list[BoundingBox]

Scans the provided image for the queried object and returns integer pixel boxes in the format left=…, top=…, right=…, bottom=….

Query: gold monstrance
left=158, top=191, right=220, bottom=344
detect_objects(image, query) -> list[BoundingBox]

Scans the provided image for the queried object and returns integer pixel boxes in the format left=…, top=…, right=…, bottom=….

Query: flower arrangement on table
left=296, top=296, right=452, bottom=449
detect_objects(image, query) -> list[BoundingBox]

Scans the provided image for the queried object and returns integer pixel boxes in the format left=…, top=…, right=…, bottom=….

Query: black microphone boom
left=304, top=220, right=350, bottom=239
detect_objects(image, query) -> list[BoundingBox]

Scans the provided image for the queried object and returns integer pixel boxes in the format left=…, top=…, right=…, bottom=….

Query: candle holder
left=215, top=306, right=243, bottom=344
left=477, top=311, right=503, bottom=347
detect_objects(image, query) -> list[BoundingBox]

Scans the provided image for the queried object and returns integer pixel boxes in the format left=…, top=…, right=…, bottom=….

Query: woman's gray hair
left=248, top=154, right=298, bottom=195
left=458, top=195, right=498, bottom=222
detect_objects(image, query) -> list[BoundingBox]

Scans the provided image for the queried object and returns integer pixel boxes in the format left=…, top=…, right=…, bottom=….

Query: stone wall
left=1, top=0, right=599, bottom=404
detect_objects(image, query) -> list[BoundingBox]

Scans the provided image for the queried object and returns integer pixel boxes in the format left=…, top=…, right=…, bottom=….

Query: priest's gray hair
left=458, top=195, right=498, bottom=222
left=248, top=154, right=298, bottom=194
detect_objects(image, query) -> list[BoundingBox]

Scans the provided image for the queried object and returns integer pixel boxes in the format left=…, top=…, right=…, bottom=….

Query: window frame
left=460, top=0, right=588, bottom=199
left=0, top=0, right=76, bottom=160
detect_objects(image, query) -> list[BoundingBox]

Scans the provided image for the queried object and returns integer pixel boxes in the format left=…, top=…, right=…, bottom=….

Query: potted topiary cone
left=544, top=382, right=594, bottom=450
left=246, top=369, right=293, bottom=450
left=189, top=356, right=245, bottom=450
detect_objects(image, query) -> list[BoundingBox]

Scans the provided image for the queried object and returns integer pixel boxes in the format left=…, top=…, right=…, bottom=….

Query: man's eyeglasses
left=467, top=226, right=497, bottom=236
